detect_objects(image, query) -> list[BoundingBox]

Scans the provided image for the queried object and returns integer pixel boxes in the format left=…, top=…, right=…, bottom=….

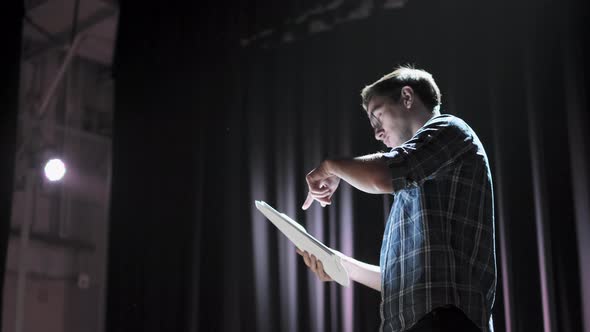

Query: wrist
left=339, top=255, right=357, bottom=280
left=324, top=159, right=339, bottom=176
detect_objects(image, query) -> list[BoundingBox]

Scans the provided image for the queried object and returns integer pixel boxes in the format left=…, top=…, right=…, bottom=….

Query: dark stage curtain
left=108, top=0, right=589, bottom=331
left=0, top=2, right=23, bottom=329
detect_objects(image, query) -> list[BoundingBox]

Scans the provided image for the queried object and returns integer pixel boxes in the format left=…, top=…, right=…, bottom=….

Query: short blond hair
left=361, top=65, right=441, bottom=112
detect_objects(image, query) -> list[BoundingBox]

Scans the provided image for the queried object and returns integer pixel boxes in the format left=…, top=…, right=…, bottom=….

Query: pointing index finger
left=302, top=192, right=314, bottom=210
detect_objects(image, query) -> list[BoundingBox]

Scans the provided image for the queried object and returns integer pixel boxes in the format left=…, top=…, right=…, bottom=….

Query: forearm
left=326, top=154, right=393, bottom=194
left=340, top=255, right=381, bottom=292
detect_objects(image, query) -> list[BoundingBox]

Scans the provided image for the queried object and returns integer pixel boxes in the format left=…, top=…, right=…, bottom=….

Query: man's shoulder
left=435, top=114, right=490, bottom=166
left=429, top=113, right=468, bottom=128
left=422, top=114, right=474, bottom=139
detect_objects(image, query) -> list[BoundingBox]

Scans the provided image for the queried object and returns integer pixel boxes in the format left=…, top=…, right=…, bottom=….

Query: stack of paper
left=255, top=200, right=350, bottom=287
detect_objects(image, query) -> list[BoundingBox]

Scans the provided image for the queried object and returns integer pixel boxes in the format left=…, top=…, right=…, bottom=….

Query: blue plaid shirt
left=379, top=114, right=496, bottom=332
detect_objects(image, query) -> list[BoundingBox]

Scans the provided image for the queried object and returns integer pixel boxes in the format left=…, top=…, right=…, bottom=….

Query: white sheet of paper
left=255, top=200, right=350, bottom=287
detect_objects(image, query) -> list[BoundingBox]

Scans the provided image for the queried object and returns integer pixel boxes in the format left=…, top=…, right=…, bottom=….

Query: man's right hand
left=296, top=248, right=333, bottom=282
left=297, top=248, right=382, bottom=292
left=302, top=160, right=341, bottom=210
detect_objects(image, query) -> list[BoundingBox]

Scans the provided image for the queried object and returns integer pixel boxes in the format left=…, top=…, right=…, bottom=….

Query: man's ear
left=400, top=86, right=413, bottom=110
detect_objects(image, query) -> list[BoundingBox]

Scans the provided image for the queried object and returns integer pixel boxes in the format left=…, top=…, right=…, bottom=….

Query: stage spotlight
left=43, top=158, right=66, bottom=181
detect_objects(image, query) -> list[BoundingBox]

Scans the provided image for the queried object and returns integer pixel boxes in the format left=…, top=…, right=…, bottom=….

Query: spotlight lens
left=44, top=159, right=66, bottom=181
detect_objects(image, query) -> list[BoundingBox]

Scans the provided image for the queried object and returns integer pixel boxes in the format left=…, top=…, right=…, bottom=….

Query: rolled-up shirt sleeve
left=381, top=116, right=476, bottom=193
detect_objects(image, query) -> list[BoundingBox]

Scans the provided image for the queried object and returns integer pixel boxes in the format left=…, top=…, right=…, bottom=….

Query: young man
left=297, top=66, right=496, bottom=332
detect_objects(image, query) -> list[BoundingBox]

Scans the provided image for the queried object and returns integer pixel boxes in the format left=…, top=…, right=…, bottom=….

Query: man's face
left=366, top=95, right=414, bottom=149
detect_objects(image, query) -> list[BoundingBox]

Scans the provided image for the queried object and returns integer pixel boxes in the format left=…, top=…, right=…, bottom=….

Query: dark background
left=1, top=1, right=25, bottom=330
left=2, top=0, right=589, bottom=331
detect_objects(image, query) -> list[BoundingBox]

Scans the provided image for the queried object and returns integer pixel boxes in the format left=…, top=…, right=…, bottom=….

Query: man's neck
left=410, top=107, right=440, bottom=135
